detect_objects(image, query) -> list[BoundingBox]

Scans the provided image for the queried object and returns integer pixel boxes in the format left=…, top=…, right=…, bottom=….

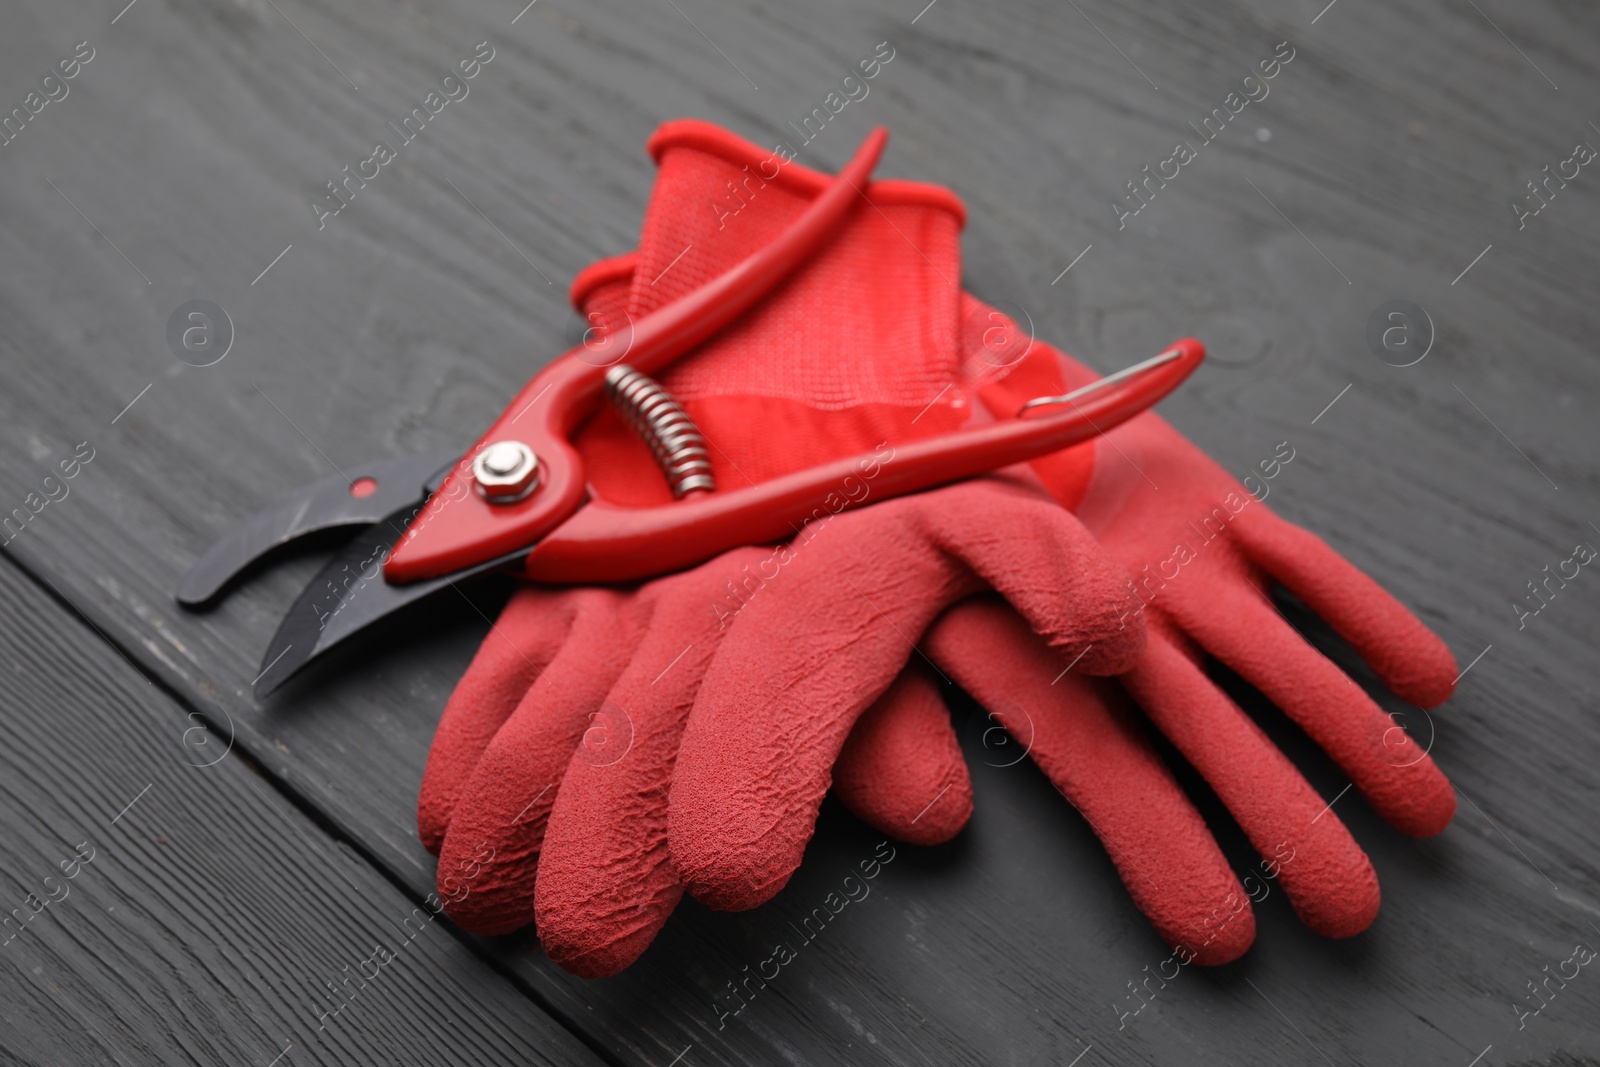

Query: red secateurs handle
left=521, top=339, right=1204, bottom=583
left=384, top=127, right=892, bottom=583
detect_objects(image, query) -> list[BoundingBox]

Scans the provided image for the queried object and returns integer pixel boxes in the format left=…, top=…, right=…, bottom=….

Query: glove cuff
left=645, top=118, right=968, bottom=224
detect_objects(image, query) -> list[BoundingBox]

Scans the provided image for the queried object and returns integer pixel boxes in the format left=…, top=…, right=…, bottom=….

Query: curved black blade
left=176, top=450, right=459, bottom=606
left=254, top=504, right=523, bottom=696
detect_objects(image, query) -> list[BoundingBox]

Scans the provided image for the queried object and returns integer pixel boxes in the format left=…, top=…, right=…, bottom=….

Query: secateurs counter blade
left=175, top=127, right=1206, bottom=695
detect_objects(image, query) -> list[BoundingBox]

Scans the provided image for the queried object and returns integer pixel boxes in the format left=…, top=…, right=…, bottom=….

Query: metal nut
left=471, top=441, right=541, bottom=503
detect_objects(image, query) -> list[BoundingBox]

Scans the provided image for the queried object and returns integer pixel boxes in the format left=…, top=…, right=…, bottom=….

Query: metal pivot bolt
left=471, top=440, right=541, bottom=503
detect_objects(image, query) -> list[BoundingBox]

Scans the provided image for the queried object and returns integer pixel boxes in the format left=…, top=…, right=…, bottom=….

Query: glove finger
left=1233, top=508, right=1457, bottom=708
left=434, top=592, right=646, bottom=934
left=833, top=663, right=974, bottom=846
left=418, top=586, right=593, bottom=851
left=670, top=478, right=1142, bottom=911
left=1122, top=630, right=1381, bottom=938
left=1166, top=581, right=1456, bottom=838
left=925, top=597, right=1253, bottom=964
left=534, top=632, right=696, bottom=977
left=535, top=551, right=764, bottom=977
left=945, top=475, right=1146, bottom=675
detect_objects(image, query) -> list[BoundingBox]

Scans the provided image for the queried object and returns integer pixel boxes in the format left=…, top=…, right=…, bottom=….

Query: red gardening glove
left=684, top=312, right=1457, bottom=957
left=416, top=138, right=1137, bottom=976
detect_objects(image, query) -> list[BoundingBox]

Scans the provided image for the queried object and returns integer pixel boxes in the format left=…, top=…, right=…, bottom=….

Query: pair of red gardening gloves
left=416, top=120, right=1458, bottom=978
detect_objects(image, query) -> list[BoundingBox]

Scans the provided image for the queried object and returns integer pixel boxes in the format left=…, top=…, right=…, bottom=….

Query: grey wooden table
left=1, top=0, right=1597, bottom=1063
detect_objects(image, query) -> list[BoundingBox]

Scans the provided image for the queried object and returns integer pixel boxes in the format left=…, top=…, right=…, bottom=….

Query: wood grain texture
left=0, top=557, right=606, bottom=1066
left=1, top=0, right=1598, bottom=1062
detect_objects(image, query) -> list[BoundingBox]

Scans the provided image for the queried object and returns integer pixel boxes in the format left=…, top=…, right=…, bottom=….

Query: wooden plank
left=0, top=557, right=605, bottom=1066
left=0, top=0, right=1597, bottom=1061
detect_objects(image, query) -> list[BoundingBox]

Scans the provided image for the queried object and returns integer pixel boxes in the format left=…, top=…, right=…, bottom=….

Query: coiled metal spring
left=604, top=364, right=716, bottom=497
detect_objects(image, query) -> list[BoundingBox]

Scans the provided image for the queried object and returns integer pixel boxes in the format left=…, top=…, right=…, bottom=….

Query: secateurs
left=175, top=127, right=1205, bottom=695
